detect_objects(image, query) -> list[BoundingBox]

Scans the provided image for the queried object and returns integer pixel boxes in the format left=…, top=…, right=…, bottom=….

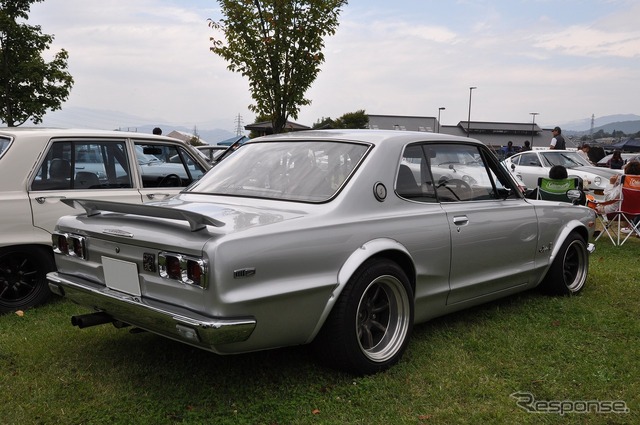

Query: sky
left=25, top=0, right=640, bottom=133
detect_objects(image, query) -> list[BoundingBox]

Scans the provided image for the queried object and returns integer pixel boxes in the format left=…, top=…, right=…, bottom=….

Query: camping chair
left=595, top=175, right=640, bottom=246
left=536, top=177, right=580, bottom=203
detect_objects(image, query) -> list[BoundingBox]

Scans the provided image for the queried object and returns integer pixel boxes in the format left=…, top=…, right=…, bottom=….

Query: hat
left=552, top=126, right=561, bottom=132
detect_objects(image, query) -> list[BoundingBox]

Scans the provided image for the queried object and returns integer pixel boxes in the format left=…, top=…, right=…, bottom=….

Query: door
left=132, top=141, right=208, bottom=201
left=424, top=143, right=539, bottom=304
left=29, top=139, right=143, bottom=233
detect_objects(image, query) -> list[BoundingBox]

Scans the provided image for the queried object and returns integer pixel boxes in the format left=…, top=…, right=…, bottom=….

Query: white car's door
left=29, top=139, right=144, bottom=233
left=133, top=142, right=208, bottom=201
left=509, top=152, right=547, bottom=188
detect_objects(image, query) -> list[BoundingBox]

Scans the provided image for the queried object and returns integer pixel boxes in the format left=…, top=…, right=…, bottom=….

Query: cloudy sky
left=27, top=0, right=640, bottom=132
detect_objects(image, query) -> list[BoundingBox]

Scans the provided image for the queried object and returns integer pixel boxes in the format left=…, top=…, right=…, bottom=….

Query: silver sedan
left=47, top=130, right=596, bottom=374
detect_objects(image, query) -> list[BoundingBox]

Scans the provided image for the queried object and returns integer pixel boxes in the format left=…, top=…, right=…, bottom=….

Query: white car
left=503, top=149, right=622, bottom=196
left=0, top=128, right=211, bottom=313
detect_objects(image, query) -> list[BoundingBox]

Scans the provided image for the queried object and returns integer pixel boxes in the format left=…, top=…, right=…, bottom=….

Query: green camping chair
left=536, top=177, right=580, bottom=203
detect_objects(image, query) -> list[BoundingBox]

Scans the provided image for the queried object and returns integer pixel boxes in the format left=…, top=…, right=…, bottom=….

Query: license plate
left=102, top=256, right=141, bottom=296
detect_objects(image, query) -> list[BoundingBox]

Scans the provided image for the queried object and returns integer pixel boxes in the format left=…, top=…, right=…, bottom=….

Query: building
left=367, top=114, right=578, bottom=150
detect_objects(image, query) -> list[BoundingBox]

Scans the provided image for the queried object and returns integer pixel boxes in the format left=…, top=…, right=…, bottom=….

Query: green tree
left=0, top=0, right=73, bottom=127
left=209, top=0, right=347, bottom=134
left=333, top=109, right=368, bottom=129
left=312, top=109, right=368, bottom=129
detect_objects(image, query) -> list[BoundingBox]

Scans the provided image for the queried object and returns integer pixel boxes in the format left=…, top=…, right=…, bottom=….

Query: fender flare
left=542, top=220, right=589, bottom=281
left=306, top=238, right=413, bottom=343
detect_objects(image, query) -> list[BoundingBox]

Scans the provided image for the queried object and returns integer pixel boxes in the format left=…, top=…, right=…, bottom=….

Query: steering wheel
left=436, top=178, right=471, bottom=201
left=157, top=173, right=183, bottom=187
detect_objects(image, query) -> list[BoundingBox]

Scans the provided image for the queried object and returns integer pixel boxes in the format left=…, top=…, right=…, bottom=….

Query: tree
left=312, top=109, right=368, bottom=129
left=209, top=0, right=347, bottom=134
left=0, top=0, right=73, bottom=127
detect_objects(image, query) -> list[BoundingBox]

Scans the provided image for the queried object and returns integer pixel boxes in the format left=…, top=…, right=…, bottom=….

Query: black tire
left=314, top=258, right=414, bottom=375
left=539, top=233, right=589, bottom=296
left=0, top=246, right=55, bottom=314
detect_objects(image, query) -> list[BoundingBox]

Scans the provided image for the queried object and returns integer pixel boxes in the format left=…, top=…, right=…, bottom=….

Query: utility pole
left=234, top=113, right=244, bottom=136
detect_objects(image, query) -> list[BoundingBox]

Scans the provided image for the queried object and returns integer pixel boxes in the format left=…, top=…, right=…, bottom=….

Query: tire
left=0, top=246, right=55, bottom=314
left=314, top=258, right=414, bottom=375
left=539, top=233, right=589, bottom=296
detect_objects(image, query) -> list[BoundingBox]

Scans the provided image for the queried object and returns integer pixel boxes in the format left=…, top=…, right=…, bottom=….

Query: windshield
left=188, top=140, right=370, bottom=202
left=540, top=151, right=591, bottom=169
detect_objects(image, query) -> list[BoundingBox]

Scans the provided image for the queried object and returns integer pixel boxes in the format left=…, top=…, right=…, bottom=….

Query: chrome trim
left=158, top=251, right=208, bottom=288
left=47, top=272, right=255, bottom=347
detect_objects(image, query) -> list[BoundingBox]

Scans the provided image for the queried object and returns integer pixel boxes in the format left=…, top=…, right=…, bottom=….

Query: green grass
left=1, top=238, right=639, bottom=424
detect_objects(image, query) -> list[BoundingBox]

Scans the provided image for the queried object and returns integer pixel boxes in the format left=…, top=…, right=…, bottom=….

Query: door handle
left=35, top=196, right=66, bottom=204
left=146, top=193, right=172, bottom=200
left=452, top=215, right=469, bottom=226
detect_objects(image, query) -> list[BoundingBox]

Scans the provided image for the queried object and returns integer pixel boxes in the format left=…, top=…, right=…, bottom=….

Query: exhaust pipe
left=71, top=312, right=114, bottom=329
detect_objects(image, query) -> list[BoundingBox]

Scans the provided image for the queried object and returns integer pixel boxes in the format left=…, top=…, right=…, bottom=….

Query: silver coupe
left=47, top=130, right=596, bottom=374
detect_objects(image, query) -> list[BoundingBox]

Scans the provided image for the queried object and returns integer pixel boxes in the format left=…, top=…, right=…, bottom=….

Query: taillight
left=159, top=252, right=207, bottom=288
left=52, top=232, right=87, bottom=260
left=186, top=259, right=205, bottom=286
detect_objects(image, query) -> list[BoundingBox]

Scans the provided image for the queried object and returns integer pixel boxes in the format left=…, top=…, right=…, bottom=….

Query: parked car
left=47, top=130, right=596, bottom=374
left=596, top=152, right=640, bottom=168
left=503, top=149, right=622, bottom=197
left=196, top=145, right=228, bottom=164
left=0, top=128, right=211, bottom=313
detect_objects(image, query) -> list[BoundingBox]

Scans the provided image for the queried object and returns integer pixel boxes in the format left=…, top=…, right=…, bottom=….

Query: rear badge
left=234, top=268, right=256, bottom=279
left=143, top=253, right=156, bottom=272
left=103, top=229, right=134, bottom=238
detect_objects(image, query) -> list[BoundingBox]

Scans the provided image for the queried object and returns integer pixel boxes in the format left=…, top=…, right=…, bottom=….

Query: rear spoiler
left=62, top=199, right=224, bottom=232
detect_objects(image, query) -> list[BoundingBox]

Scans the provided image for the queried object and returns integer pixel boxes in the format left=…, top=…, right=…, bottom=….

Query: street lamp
left=437, top=107, right=445, bottom=133
left=467, top=87, right=476, bottom=137
left=530, top=112, right=539, bottom=148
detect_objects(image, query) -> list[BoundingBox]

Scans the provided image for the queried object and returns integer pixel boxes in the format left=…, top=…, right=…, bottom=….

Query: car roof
left=248, top=129, right=481, bottom=148
left=0, top=127, right=179, bottom=142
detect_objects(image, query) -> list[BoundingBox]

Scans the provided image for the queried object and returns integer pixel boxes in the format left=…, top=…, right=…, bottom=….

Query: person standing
left=577, top=144, right=593, bottom=164
left=521, top=140, right=531, bottom=151
left=609, top=150, right=624, bottom=170
left=153, top=127, right=162, bottom=135
left=549, top=126, right=565, bottom=150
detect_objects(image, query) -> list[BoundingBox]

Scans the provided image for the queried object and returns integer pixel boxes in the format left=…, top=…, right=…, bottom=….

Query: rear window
left=0, top=136, right=12, bottom=160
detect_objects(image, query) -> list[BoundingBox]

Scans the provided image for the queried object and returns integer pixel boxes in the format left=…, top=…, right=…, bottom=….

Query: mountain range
left=28, top=107, right=640, bottom=142
left=559, top=114, right=640, bottom=136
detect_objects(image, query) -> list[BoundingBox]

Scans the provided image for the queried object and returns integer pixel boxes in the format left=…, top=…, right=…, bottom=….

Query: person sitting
left=525, top=165, right=586, bottom=204
left=595, top=160, right=640, bottom=215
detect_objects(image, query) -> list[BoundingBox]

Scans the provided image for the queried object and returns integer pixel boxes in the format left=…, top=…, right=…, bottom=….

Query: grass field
left=1, top=237, right=638, bottom=424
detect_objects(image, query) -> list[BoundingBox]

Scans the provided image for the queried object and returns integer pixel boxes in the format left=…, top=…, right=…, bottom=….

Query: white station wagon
left=0, top=128, right=210, bottom=313
left=48, top=130, right=596, bottom=374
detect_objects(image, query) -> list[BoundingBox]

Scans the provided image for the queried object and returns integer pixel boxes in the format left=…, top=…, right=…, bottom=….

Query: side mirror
left=510, top=163, right=516, bottom=171
left=566, top=189, right=582, bottom=204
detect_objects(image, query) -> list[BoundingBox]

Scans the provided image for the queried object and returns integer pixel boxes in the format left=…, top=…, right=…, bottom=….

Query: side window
left=135, top=142, right=207, bottom=188
left=520, top=152, right=541, bottom=167
left=31, top=140, right=132, bottom=190
left=425, top=143, right=514, bottom=202
left=397, top=145, right=437, bottom=203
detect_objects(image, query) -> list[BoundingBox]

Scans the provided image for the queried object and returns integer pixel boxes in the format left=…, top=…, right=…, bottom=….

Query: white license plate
left=102, top=256, right=141, bottom=296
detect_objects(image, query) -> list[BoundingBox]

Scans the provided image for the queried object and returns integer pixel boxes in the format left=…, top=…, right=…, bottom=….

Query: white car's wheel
left=0, top=246, right=55, bottom=313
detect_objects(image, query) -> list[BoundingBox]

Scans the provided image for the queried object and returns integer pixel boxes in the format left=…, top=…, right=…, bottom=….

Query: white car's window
left=399, top=143, right=515, bottom=203
left=519, top=152, right=542, bottom=166
left=134, top=143, right=207, bottom=188
left=540, top=151, right=591, bottom=169
left=0, top=136, right=11, bottom=160
left=31, top=140, right=132, bottom=190
left=188, top=141, right=369, bottom=202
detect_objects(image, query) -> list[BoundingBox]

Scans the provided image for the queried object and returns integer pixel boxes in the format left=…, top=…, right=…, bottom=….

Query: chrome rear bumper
left=47, top=272, right=256, bottom=349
